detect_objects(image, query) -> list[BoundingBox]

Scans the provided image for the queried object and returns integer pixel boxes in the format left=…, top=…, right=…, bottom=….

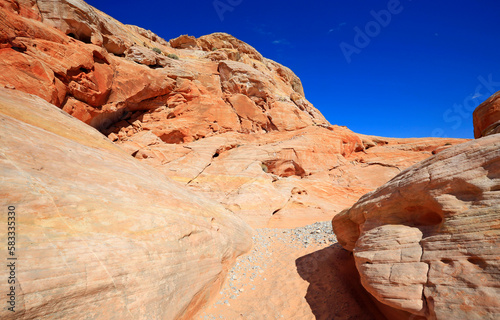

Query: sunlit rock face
left=0, top=1, right=482, bottom=318
left=0, top=0, right=328, bottom=138
left=474, top=90, right=500, bottom=138
left=0, top=87, right=252, bottom=320
left=333, top=94, right=500, bottom=319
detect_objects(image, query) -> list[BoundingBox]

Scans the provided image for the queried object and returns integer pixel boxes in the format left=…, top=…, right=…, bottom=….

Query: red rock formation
left=0, top=0, right=328, bottom=142
left=0, top=87, right=252, bottom=320
left=333, top=95, right=500, bottom=319
left=473, top=90, right=500, bottom=138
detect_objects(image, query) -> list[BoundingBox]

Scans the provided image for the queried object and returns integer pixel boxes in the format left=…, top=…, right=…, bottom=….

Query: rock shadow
left=295, top=243, right=386, bottom=320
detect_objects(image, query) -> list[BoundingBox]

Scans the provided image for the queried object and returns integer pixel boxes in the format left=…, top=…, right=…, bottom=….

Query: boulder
left=169, top=34, right=199, bottom=50
left=333, top=134, right=500, bottom=319
left=198, top=32, right=264, bottom=61
left=125, top=45, right=162, bottom=66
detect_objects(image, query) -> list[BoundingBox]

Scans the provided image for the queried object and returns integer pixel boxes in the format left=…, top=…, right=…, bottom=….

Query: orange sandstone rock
left=0, top=0, right=328, bottom=144
left=333, top=100, right=500, bottom=319
left=0, top=0, right=467, bottom=232
left=0, top=87, right=252, bottom=320
left=0, top=1, right=481, bottom=318
left=115, top=124, right=465, bottom=228
left=473, top=90, right=500, bottom=138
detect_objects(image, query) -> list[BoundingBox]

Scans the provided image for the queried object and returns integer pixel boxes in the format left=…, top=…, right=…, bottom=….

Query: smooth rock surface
left=0, top=88, right=252, bottom=320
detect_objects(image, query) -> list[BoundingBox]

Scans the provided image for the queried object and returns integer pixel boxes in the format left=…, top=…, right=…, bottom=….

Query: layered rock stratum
left=474, top=91, right=500, bottom=138
left=333, top=95, right=500, bottom=319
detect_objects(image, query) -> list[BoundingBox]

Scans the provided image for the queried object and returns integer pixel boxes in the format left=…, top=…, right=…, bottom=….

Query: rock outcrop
left=118, top=124, right=465, bottom=227
left=0, top=87, right=252, bottom=319
left=36, top=0, right=169, bottom=54
left=0, top=0, right=328, bottom=138
left=473, top=90, right=500, bottom=138
left=333, top=96, right=500, bottom=319
left=0, top=0, right=467, bottom=229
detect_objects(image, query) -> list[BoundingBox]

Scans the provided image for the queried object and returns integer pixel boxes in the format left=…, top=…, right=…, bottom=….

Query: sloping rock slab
left=0, top=88, right=252, bottom=320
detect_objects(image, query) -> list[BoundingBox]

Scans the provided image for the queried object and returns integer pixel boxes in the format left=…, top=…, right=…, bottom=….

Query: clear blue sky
left=87, top=0, right=500, bottom=138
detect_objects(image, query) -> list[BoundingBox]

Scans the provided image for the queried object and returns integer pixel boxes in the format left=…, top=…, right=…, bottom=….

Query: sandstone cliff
left=0, top=0, right=327, bottom=136
left=333, top=94, right=500, bottom=319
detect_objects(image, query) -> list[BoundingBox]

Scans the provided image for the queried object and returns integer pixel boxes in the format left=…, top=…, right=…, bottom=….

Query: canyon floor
left=198, top=222, right=386, bottom=320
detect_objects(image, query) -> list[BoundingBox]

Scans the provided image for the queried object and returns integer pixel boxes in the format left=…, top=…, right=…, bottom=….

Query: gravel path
left=198, top=222, right=340, bottom=319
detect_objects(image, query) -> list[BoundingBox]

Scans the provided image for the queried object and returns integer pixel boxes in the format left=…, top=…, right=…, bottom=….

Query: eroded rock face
left=36, top=0, right=167, bottom=54
left=115, top=123, right=465, bottom=228
left=1, top=1, right=486, bottom=318
left=0, top=0, right=468, bottom=232
left=0, top=88, right=252, bottom=319
left=333, top=134, right=500, bottom=319
left=0, top=0, right=328, bottom=144
left=473, top=90, right=500, bottom=138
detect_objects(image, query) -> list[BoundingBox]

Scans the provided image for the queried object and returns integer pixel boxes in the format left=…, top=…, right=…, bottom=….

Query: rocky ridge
left=0, top=0, right=327, bottom=136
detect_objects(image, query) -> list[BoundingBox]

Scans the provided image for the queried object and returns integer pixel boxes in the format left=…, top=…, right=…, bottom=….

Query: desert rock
left=0, top=0, right=329, bottom=142
left=119, top=124, right=465, bottom=228
left=0, top=0, right=488, bottom=319
left=0, top=87, right=252, bottom=320
left=333, top=133, right=500, bottom=319
left=0, top=0, right=467, bottom=230
left=473, top=90, right=500, bottom=138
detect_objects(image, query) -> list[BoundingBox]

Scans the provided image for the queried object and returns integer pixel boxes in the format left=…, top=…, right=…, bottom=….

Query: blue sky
left=87, top=0, right=500, bottom=138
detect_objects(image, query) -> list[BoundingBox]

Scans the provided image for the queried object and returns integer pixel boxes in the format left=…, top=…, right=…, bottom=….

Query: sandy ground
left=198, top=222, right=387, bottom=320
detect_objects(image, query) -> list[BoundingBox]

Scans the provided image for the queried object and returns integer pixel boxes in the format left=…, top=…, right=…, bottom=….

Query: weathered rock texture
left=333, top=131, right=500, bottom=318
left=118, top=125, right=465, bottom=228
left=0, top=87, right=252, bottom=319
left=0, top=0, right=467, bottom=229
left=0, top=0, right=327, bottom=137
left=474, top=90, right=500, bottom=138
